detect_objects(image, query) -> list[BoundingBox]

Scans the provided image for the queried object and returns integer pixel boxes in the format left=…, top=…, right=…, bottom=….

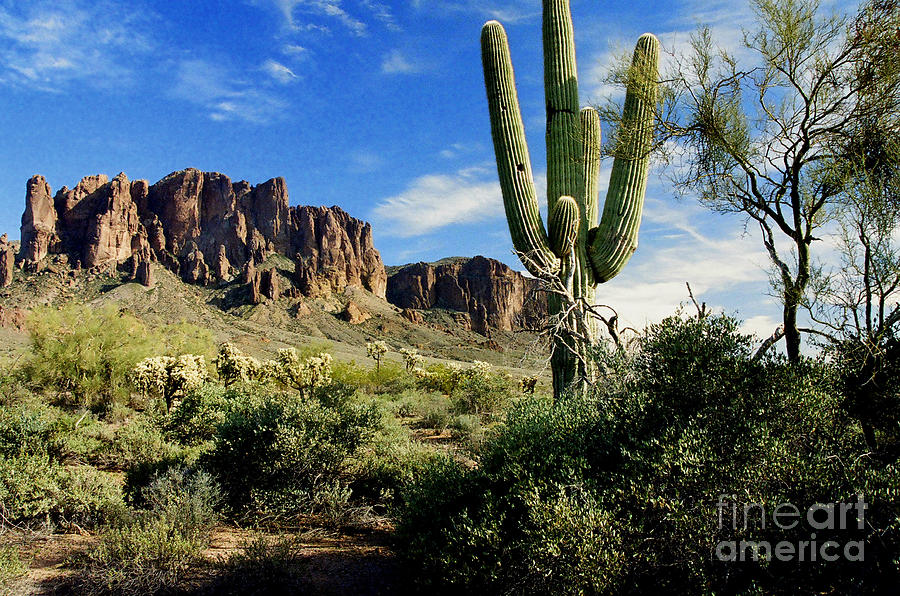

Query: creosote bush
left=397, top=313, right=900, bottom=594
left=78, top=467, right=220, bottom=595
left=202, top=384, right=380, bottom=516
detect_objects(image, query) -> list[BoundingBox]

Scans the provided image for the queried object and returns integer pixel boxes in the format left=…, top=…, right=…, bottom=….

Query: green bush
left=0, top=402, right=67, bottom=460
left=202, top=385, right=380, bottom=515
left=396, top=313, right=900, bottom=594
left=19, top=305, right=213, bottom=410
left=332, top=359, right=414, bottom=395
left=449, top=414, right=484, bottom=447
left=420, top=394, right=451, bottom=431
left=350, top=417, right=441, bottom=506
left=0, top=544, right=28, bottom=591
left=210, top=533, right=305, bottom=595
left=0, top=454, right=124, bottom=528
left=77, top=467, right=220, bottom=595
left=163, top=383, right=232, bottom=446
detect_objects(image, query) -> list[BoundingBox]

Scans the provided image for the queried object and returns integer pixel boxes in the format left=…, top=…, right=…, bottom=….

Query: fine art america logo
left=714, top=494, right=867, bottom=562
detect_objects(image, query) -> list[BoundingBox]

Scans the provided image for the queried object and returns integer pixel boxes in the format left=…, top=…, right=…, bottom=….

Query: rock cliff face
left=386, top=256, right=546, bottom=333
left=17, top=169, right=387, bottom=299
left=0, top=235, right=14, bottom=288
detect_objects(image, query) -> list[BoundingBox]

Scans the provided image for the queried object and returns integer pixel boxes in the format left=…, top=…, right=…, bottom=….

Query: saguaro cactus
left=481, top=0, right=659, bottom=398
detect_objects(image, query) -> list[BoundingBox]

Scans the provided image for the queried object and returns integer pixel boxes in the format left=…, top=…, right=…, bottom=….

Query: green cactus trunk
left=481, top=0, right=659, bottom=399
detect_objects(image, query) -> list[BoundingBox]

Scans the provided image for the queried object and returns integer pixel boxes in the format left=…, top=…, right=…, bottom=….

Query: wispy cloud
left=381, top=50, right=424, bottom=74
left=262, top=59, right=298, bottom=83
left=410, top=1, right=540, bottom=23
left=348, top=150, right=384, bottom=173
left=371, top=164, right=505, bottom=237
left=360, top=0, right=400, bottom=31
left=0, top=0, right=153, bottom=91
left=170, top=59, right=288, bottom=124
left=281, top=44, right=309, bottom=56
left=439, top=142, right=483, bottom=159
left=258, top=0, right=368, bottom=35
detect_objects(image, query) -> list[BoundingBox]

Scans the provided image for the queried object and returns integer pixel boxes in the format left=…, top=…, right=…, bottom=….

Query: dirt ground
left=4, top=522, right=410, bottom=595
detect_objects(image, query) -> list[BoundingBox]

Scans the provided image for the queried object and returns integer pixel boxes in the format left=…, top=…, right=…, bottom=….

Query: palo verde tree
left=481, top=0, right=659, bottom=398
left=655, top=0, right=900, bottom=361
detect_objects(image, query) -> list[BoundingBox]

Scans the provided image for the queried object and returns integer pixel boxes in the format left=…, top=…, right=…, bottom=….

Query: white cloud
left=371, top=165, right=504, bottom=237
left=281, top=44, right=309, bottom=56
left=439, top=142, right=483, bottom=159
left=258, top=0, right=368, bottom=36
left=411, top=1, right=540, bottom=23
left=170, top=59, right=288, bottom=124
left=360, top=0, right=400, bottom=31
left=262, top=59, right=298, bottom=83
left=381, top=50, right=426, bottom=74
left=0, top=0, right=153, bottom=90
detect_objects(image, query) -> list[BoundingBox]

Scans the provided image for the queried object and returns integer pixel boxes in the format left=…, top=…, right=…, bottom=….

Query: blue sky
left=0, top=0, right=861, bottom=339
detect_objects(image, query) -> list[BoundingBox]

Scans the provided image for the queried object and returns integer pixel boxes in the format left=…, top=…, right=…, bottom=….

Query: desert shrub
left=449, top=414, right=484, bottom=447
left=452, top=361, right=516, bottom=415
left=109, top=415, right=185, bottom=469
left=415, top=361, right=515, bottom=415
left=202, top=385, right=380, bottom=515
left=210, top=533, right=305, bottom=595
left=419, top=394, right=451, bottom=431
left=19, top=305, right=213, bottom=410
left=78, top=468, right=220, bottom=595
left=396, top=313, right=900, bottom=594
left=332, top=358, right=413, bottom=395
left=0, top=454, right=123, bottom=528
left=0, top=402, right=67, bottom=460
left=350, top=417, right=441, bottom=506
left=163, top=383, right=232, bottom=446
left=0, top=544, right=28, bottom=590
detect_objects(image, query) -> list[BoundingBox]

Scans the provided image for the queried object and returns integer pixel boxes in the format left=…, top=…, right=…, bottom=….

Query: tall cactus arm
left=589, top=33, right=660, bottom=283
left=549, top=195, right=580, bottom=257
left=543, top=0, right=581, bottom=214
left=580, top=107, right=601, bottom=230
left=482, top=20, right=559, bottom=276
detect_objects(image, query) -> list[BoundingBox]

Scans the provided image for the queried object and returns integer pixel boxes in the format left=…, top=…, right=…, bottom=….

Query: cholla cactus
left=366, top=340, right=388, bottom=372
left=132, top=354, right=207, bottom=410
left=268, top=348, right=333, bottom=397
left=520, top=375, right=539, bottom=395
left=399, top=347, right=424, bottom=371
left=214, top=343, right=262, bottom=387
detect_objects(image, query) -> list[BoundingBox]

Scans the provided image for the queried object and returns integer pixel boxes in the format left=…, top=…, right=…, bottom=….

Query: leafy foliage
left=202, top=384, right=380, bottom=515
left=396, top=313, right=900, bottom=594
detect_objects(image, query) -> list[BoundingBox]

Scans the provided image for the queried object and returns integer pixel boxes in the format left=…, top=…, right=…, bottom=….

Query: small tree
left=650, top=0, right=900, bottom=360
left=366, top=341, right=388, bottom=372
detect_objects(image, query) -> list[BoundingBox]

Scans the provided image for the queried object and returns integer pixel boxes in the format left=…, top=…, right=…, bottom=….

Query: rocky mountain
left=386, top=256, right=546, bottom=334
left=17, top=169, right=387, bottom=299
left=11, top=169, right=547, bottom=336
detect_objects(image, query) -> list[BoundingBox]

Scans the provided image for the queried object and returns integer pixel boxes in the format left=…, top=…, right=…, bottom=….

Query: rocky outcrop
left=341, top=301, right=371, bottom=325
left=387, top=256, right=546, bottom=333
left=20, top=176, right=58, bottom=268
left=17, top=169, right=387, bottom=300
left=0, top=235, right=14, bottom=288
left=291, top=206, right=386, bottom=299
